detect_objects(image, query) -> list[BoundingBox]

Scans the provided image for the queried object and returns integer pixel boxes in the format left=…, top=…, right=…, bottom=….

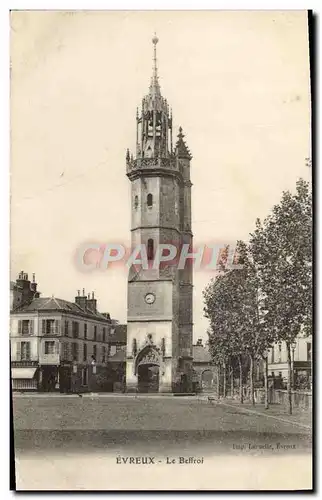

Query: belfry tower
left=125, top=35, right=193, bottom=393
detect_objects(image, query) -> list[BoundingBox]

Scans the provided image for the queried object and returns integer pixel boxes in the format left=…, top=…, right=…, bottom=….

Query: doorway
left=41, top=366, right=58, bottom=392
left=138, top=364, right=159, bottom=393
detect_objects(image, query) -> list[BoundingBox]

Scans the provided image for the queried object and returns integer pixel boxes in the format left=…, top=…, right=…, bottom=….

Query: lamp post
left=72, top=359, right=78, bottom=394
left=291, top=341, right=297, bottom=389
left=90, top=356, right=96, bottom=393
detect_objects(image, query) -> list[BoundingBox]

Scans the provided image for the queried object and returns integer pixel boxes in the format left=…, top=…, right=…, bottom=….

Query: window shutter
left=55, top=320, right=59, bottom=335
left=18, top=320, right=22, bottom=334
left=29, top=320, right=34, bottom=335
left=26, top=342, right=31, bottom=360
left=16, top=342, right=21, bottom=361
left=42, top=320, right=46, bottom=334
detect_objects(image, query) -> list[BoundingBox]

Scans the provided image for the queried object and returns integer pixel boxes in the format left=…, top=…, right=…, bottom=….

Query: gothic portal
left=125, top=35, right=193, bottom=393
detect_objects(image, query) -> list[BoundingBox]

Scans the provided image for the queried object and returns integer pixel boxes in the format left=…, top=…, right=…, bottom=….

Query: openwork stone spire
left=149, top=33, right=161, bottom=97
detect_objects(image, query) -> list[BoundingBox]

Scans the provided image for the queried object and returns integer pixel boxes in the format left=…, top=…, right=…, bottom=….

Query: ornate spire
left=149, top=33, right=161, bottom=97
left=175, top=127, right=192, bottom=160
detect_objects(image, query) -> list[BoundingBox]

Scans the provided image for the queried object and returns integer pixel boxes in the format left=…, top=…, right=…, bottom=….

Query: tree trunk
left=238, top=356, right=243, bottom=404
left=250, top=354, right=255, bottom=406
left=216, top=366, right=220, bottom=398
left=264, top=356, right=269, bottom=410
left=286, top=342, right=292, bottom=415
left=223, top=362, right=227, bottom=398
left=231, top=366, right=234, bottom=398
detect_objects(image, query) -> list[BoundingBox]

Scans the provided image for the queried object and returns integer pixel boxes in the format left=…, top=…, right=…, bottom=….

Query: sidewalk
left=12, top=392, right=197, bottom=399
left=216, top=399, right=312, bottom=430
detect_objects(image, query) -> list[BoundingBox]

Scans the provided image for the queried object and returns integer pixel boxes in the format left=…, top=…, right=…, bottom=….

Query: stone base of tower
left=125, top=357, right=176, bottom=393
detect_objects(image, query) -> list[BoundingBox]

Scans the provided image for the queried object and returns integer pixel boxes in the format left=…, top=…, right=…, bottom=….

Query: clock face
left=145, top=293, right=155, bottom=305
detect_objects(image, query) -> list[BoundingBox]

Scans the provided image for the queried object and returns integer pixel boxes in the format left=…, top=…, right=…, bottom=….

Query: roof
left=109, top=324, right=127, bottom=344
left=12, top=296, right=110, bottom=322
left=10, top=281, right=22, bottom=291
left=193, top=344, right=212, bottom=364
left=108, top=349, right=126, bottom=363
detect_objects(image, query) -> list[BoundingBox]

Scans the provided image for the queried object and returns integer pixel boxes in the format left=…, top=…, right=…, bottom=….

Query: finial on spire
left=149, top=33, right=161, bottom=97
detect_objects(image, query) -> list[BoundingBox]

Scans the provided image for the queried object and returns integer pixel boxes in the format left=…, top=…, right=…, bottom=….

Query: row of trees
left=203, top=179, right=312, bottom=414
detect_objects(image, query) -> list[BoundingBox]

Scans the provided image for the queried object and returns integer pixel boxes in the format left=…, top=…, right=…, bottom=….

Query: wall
left=10, top=311, right=112, bottom=367
left=254, top=388, right=312, bottom=409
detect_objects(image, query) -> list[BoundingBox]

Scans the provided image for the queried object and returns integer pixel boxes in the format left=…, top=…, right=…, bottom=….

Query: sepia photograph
left=10, top=9, right=313, bottom=491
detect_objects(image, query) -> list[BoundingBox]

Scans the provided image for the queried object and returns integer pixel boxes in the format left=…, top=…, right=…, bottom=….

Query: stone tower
left=125, top=35, right=193, bottom=393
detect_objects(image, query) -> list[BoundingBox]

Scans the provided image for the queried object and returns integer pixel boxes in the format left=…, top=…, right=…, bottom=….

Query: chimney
left=75, top=288, right=87, bottom=310
left=30, top=273, right=38, bottom=293
left=16, top=270, right=33, bottom=305
left=87, top=291, right=97, bottom=314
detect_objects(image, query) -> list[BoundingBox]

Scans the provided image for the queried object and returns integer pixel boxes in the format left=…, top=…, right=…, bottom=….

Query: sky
left=10, top=10, right=311, bottom=340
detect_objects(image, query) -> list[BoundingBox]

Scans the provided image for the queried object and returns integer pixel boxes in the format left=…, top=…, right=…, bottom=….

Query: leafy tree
left=204, top=241, right=260, bottom=404
left=250, top=179, right=312, bottom=414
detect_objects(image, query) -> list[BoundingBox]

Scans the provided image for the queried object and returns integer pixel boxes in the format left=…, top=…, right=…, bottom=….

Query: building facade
left=192, top=339, right=217, bottom=393
left=10, top=272, right=118, bottom=392
left=267, top=333, right=312, bottom=389
left=125, top=36, right=193, bottom=393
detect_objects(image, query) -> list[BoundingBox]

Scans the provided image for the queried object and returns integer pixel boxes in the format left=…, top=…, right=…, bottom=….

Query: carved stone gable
left=137, top=350, right=160, bottom=367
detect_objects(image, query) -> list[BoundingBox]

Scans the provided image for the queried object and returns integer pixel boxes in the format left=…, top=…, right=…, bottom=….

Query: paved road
left=13, top=395, right=311, bottom=456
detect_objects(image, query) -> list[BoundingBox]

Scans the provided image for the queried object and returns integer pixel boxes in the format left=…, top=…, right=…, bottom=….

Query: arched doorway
left=201, top=369, right=213, bottom=391
left=138, top=364, right=159, bottom=393
left=135, top=346, right=160, bottom=393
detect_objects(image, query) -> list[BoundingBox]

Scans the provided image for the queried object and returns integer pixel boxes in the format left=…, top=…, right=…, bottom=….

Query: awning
left=11, top=367, right=37, bottom=379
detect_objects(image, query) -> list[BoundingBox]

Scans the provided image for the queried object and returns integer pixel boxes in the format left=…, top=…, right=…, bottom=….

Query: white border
left=1, top=2, right=320, bottom=498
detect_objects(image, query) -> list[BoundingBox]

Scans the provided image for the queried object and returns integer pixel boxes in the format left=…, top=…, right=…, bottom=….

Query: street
left=13, top=395, right=311, bottom=453
left=12, top=395, right=312, bottom=490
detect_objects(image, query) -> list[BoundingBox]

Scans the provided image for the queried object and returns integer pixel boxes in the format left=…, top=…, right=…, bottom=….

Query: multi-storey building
left=125, top=36, right=193, bottom=393
left=267, top=333, right=312, bottom=389
left=10, top=272, right=117, bottom=392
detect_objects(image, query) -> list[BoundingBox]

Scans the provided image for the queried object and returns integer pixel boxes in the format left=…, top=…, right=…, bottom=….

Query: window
left=64, top=320, right=69, bottom=336
left=278, top=343, right=282, bottom=363
left=102, top=346, right=106, bottom=363
left=72, top=321, right=79, bottom=339
left=62, top=342, right=69, bottom=361
left=19, top=320, right=33, bottom=335
left=307, top=343, right=312, bottom=362
left=83, top=343, right=87, bottom=362
left=71, top=342, right=79, bottom=361
left=42, top=319, right=59, bottom=335
left=271, top=346, right=275, bottom=363
left=20, top=341, right=31, bottom=360
left=84, top=323, right=87, bottom=340
left=147, top=193, right=153, bottom=208
left=94, top=326, right=97, bottom=341
left=103, top=327, right=106, bottom=343
left=44, top=341, right=55, bottom=355
left=147, top=239, right=154, bottom=261
left=93, top=345, right=97, bottom=360
left=134, top=195, right=139, bottom=209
